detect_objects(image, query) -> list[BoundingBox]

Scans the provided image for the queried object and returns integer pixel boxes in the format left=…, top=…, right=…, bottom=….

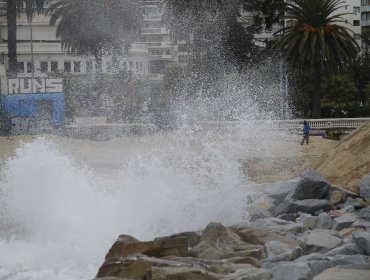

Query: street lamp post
left=29, top=17, right=34, bottom=94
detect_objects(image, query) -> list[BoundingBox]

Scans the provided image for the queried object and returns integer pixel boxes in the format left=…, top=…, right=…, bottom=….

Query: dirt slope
left=313, top=121, right=370, bottom=192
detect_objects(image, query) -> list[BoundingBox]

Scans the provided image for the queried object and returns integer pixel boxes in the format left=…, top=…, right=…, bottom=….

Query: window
left=64, top=61, right=71, bottom=73
left=354, top=34, right=361, bottom=40
left=353, top=20, right=360, bottom=26
left=178, top=44, right=187, bottom=52
left=353, top=7, right=360, bottom=13
left=40, top=61, right=48, bottom=73
left=17, top=62, right=24, bottom=73
left=27, top=62, right=33, bottom=73
left=51, top=61, right=58, bottom=72
left=86, top=61, right=93, bottom=73
left=74, top=61, right=81, bottom=72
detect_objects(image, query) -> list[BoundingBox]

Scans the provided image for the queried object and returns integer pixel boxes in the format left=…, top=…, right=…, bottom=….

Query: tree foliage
left=274, top=0, right=359, bottom=118
left=49, top=0, right=142, bottom=73
left=7, top=0, right=50, bottom=74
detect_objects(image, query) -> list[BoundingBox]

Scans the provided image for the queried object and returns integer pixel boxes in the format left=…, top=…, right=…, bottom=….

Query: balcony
left=362, top=20, right=370, bottom=26
left=142, top=28, right=170, bottom=35
left=0, top=42, right=63, bottom=54
left=362, top=6, right=370, bottom=12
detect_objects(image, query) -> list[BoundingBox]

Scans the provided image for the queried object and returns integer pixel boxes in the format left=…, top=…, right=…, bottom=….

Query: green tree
left=361, top=29, right=370, bottom=57
left=274, top=0, right=359, bottom=118
left=49, top=0, right=142, bottom=73
left=346, top=55, right=370, bottom=106
left=321, top=74, right=357, bottom=112
left=7, top=0, right=49, bottom=75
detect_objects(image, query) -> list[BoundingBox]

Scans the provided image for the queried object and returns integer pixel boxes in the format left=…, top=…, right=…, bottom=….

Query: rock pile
left=95, top=171, right=370, bottom=280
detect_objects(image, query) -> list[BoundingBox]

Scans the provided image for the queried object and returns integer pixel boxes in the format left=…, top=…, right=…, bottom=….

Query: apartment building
left=0, top=1, right=150, bottom=78
left=249, top=0, right=363, bottom=49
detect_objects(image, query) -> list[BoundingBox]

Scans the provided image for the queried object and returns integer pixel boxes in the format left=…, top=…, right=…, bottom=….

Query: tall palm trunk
left=7, top=0, right=18, bottom=75
left=312, top=64, right=322, bottom=118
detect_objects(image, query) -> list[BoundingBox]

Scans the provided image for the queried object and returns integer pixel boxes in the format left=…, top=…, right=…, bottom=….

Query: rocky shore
left=95, top=171, right=370, bottom=280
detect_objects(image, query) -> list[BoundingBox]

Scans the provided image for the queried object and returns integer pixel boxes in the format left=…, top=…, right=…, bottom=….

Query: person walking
left=301, top=120, right=310, bottom=145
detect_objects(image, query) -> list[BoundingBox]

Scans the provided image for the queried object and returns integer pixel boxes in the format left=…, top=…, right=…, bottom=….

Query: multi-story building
left=140, top=0, right=179, bottom=77
left=0, top=1, right=150, bottom=79
left=248, top=0, right=363, bottom=50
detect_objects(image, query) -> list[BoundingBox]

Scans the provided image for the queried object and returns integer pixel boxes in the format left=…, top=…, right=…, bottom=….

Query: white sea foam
left=0, top=128, right=258, bottom=279
left=0, top=67, right=289, bottom=279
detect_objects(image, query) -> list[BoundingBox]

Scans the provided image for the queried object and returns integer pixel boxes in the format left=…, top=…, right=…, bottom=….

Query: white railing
left=198, top=118, right=370, bottom=132
left=64, top=123, right=156, bottom=139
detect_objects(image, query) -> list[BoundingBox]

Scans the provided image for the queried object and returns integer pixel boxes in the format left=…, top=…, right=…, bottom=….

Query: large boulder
left=237, top=226, right=299, bottom=247
left=359, top=206, right=370, bottom=221
left=251, top=218, right=304, bottom=235
left=316, top=212, right=333, bottom=229
left=287, top=171, right=330, bottom=200
left=324, top=243, right=363, bottom=257
left=332, top=213, right=358, bottom=231
left=313, top=268, right=370, bottom=280
left=297, top=229, right=343, bottom=254
left=260, top=180, right=298, bottom=204
left=273, top=199, right=332, bottom=216
left=190, top=223, right=242, bottom=260
left=264, top=240, right=303, bottom=262
left=146, top=266, right=220, bottom=280
left=358, top=174, right=370, bottom=199
left=352, top=231, right=370, bottom=255
left=271, top=262, right=311, bottom=280
left=104, top=235, right=189, bottom=261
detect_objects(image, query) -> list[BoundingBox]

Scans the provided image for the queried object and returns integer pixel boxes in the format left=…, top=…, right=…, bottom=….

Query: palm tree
left=49, top=0, right=142, bottom=74
left=7, top=0, right=49, bottom=75
left=274, top=0, right=359, bottom=118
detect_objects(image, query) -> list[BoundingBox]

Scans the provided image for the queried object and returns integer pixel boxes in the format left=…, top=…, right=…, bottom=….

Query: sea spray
left=0, top=126, right=263, bottom=279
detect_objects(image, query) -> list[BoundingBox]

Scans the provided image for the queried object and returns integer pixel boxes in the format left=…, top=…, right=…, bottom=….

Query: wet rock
left=227, top=256, right=260, bottom=267
left=190, top=241, right=223, bottom=260
left=328, top=210, right=342, bottom=218
left=297, top=229, right=343, bottom=254
left=155, top=231, right=200, bottom=248
left=200, top=223, right=242, bottom=251
left=332, top=213, right=358, bottom=231
left=313, top=268, right=370, bottom=280
left=351, top=219, right=370, bottom=229
left=237, top=226, right=299, bottom=246
left=97, top=257, right=156, bottom=279
left=324, top=243, right=363, bottom=257
left=277, top=213, right=297, bottom=222
left=338, top=227, right=364, bottom=241
left=146, top=266, right=220, bottom=280
left=297, top=213, right=318, bottom=229
left=352, top=231, right=370, bottom=255
left=189, top=223, right=244, bottom=260
left=358, top=174, right=370, bottom=199
left=261, top=180, right=298, bottom=204
left=286, top=170, right=330, bottom=200
left=221, top=245, right=265, bottom=260
left=271, top=262, right=312, bottom=280
left=316, top=212, right=332, bottom=229
left=251, top=217, right=304, bottom=235
left=273, top=199, right=331, bottom=216
left=330, top=191, right=343, bottom=205
left=104, top=235, right=189, bottom=261
left=330, top=185, right=359, bottom=201
left=359, top=206, right=370, bottom=221
left=295, top=253, right=327, bottom=262
left=264, top=240, right=303, bottom=262
left=329, top=254, right=370, bottom=267
left=343, top=197, right=366, bottom=209
left=227, top=268, right=272, bottom=280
